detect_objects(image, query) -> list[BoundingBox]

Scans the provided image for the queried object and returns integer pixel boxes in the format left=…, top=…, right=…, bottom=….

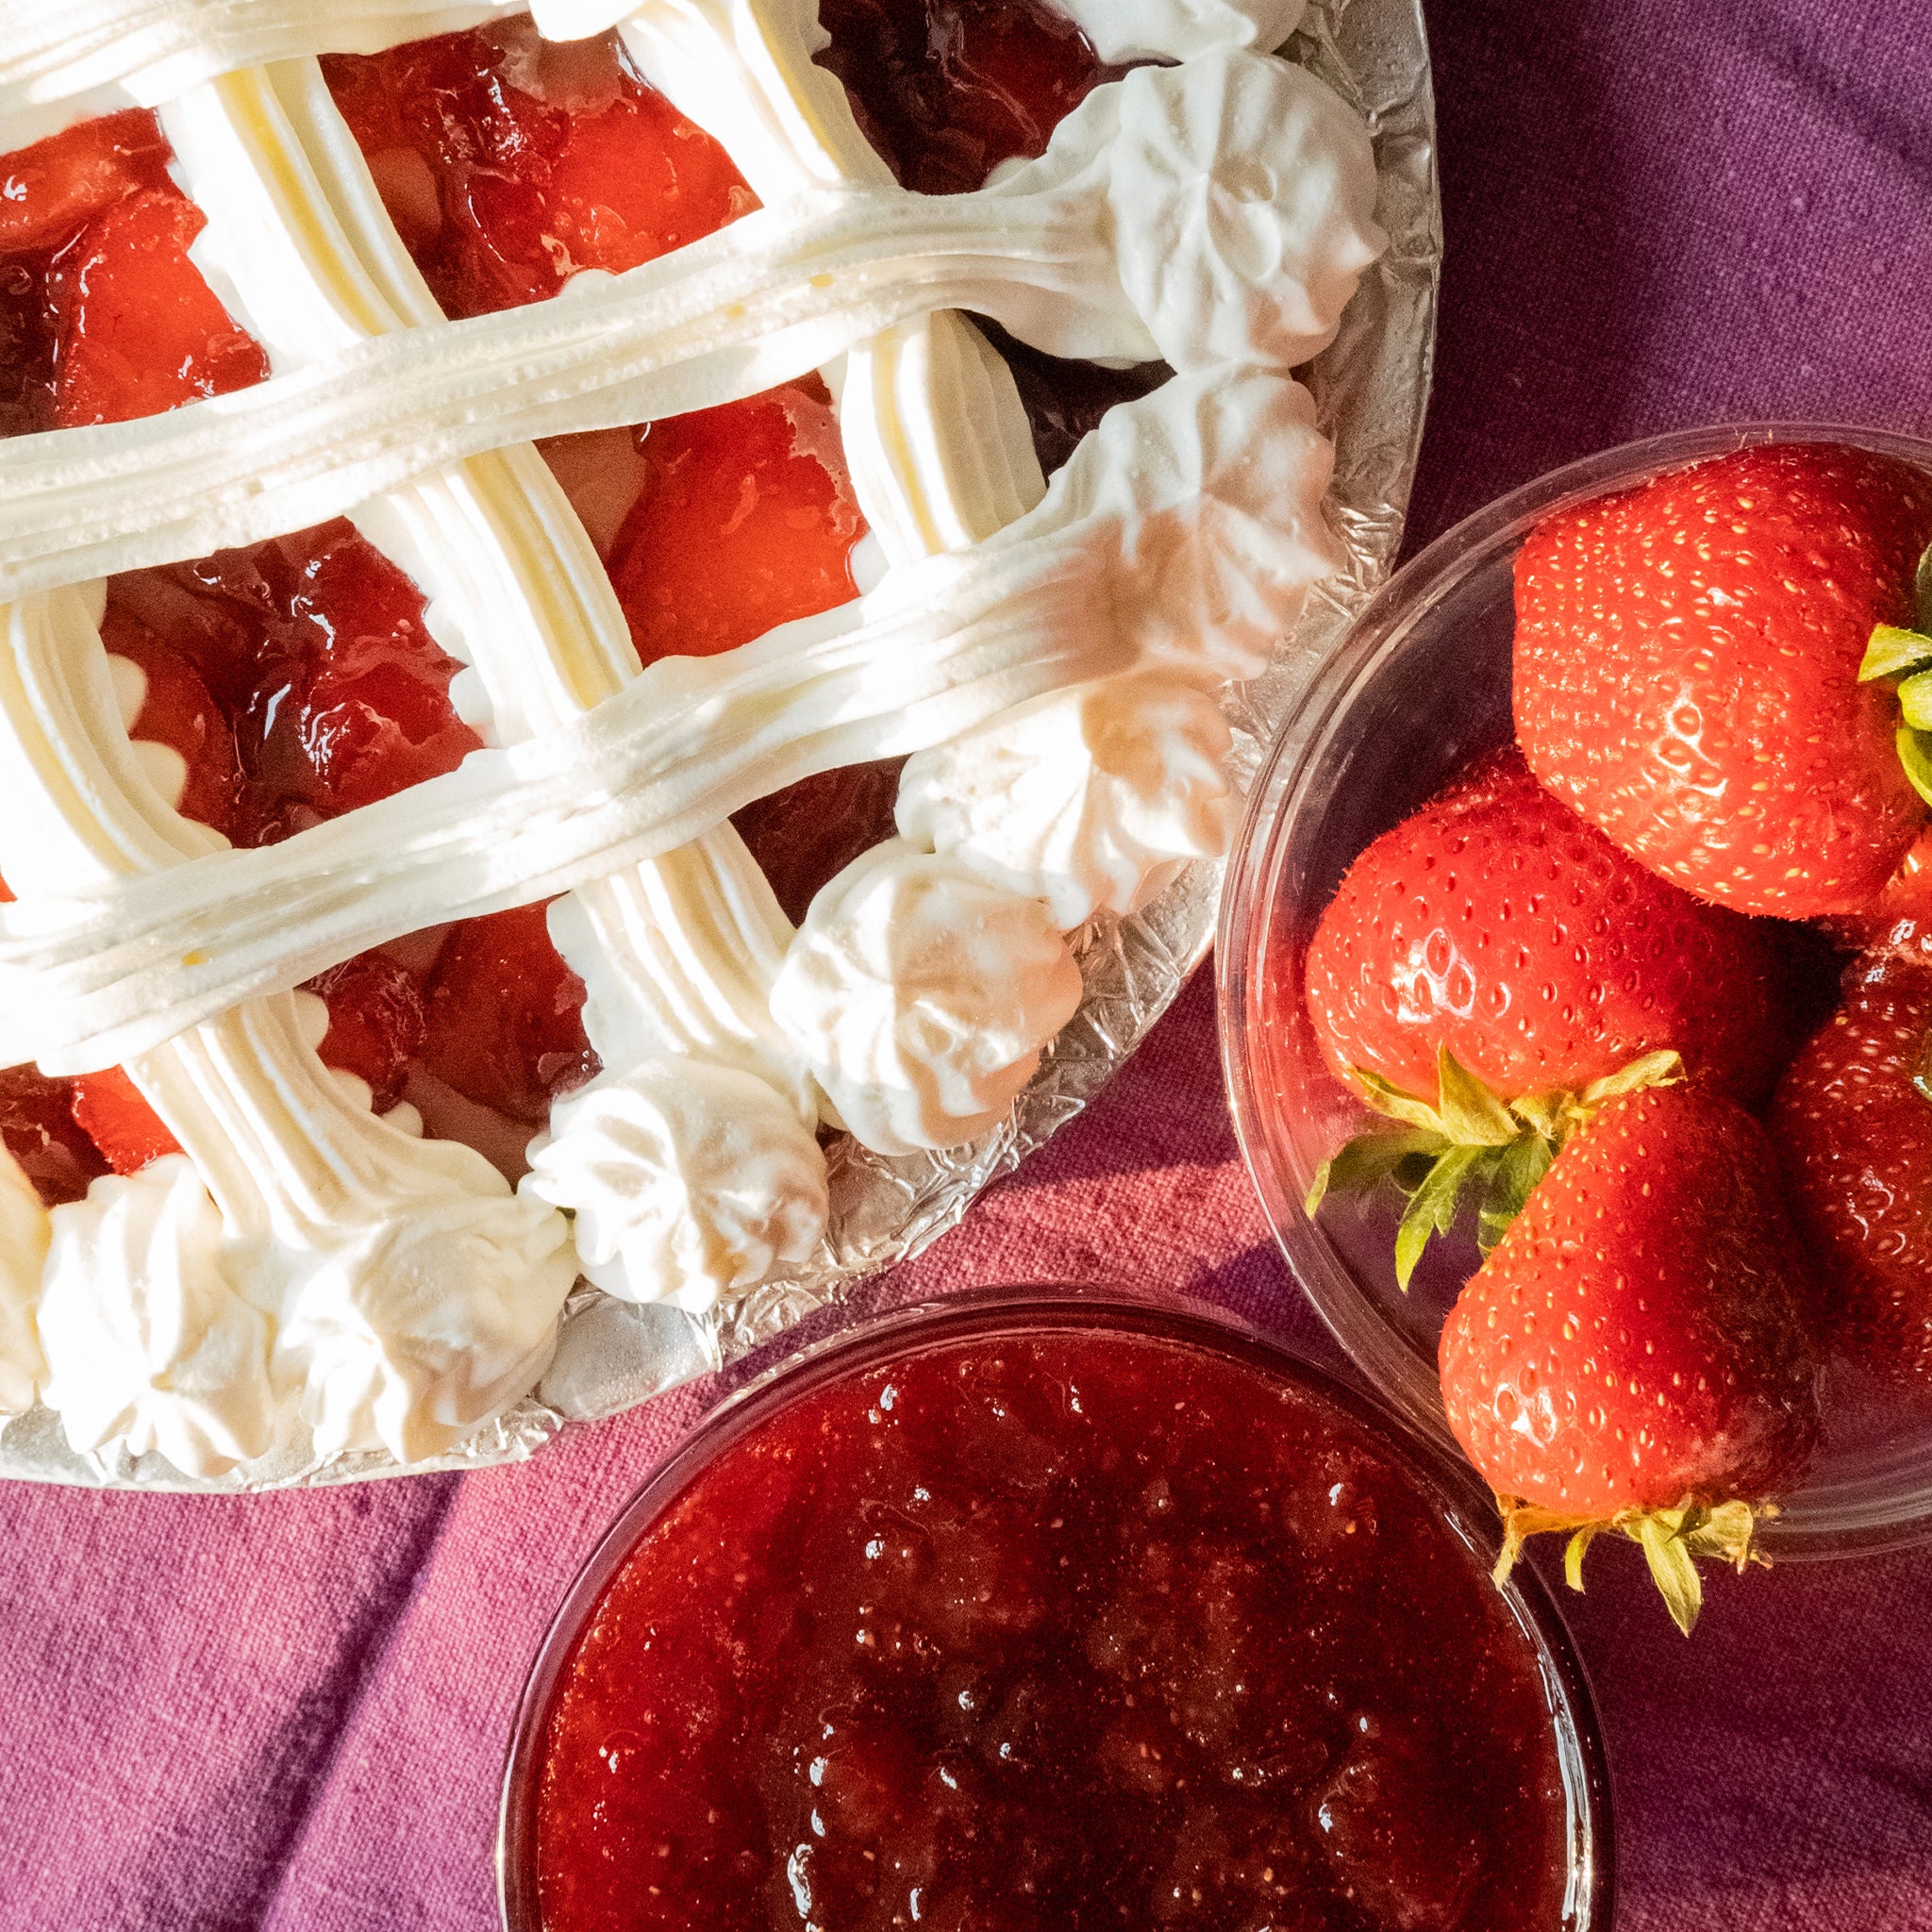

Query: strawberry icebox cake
left=1290, top=440, right=1932, bottom=1630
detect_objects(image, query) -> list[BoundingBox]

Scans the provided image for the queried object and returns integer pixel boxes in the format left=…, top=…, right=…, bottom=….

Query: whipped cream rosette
left=0, top=0, right=1439, bottom=1487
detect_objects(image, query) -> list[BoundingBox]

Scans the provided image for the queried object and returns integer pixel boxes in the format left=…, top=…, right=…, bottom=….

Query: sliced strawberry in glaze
left=0, top=1066, right=108, bottom=1206
left=51, top=188, right=269, bottom=428
left=322, top=23, right=749, bottom=322
left=817, top=0, right=1120, bottom=195
left=733, top=758, right=908, bottom=925
left=306, top=953, right=429, bottom=1113
left=70, top=1066, right=184, bottom=1174
left=0, top=108, right=175, bottom=256
left=608, top=379, right=866, bottom=665
left=99, top=609, right=243, bottom=838
left=419, top=904, right=598, bottom=1125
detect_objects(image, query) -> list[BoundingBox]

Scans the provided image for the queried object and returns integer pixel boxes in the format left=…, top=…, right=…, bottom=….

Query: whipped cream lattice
left=0, top=0, right=1387, bottom=1478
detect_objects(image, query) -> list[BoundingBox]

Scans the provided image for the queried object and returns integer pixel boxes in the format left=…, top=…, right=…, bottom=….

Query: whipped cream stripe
left=165, top=56, right=832, bottom=1308
left=0, top=367, right=1340, bottom=1071
left=0, top=51, right=1381, bottom=601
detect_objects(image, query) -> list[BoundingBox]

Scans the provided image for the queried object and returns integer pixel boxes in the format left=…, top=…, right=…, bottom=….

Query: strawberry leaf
left=1860, top=623, right=1932, bottom=683
left=1393, top=1141, right=1489, bottom=1289
left=1478, top=1132, right=1554, bottom=1254
left=1676, top=1497, right=1769, bottom=1573
left=1636, top=1512, right=1706, bottom=1636
left=1900, top=670, right=1932, bottom=732
left=1507, top=1090, right=1568, bottom=1142
left=1563, top=1525, right=1601, bottom=1592
left=1350, top=1068, right=1451, bottom=1136
left=1918, top=541, right=1932, bottom=632
left=1897, top=725, right=1932, bottom=809
left=1305, top=1125, right=1447, bottom=1217
left=1434, top=1046, right=1522, bottom=1146
left=1490, top=1492, right=1769, bottom=1636
left=1576, top=1048, right=1683, bottom=1110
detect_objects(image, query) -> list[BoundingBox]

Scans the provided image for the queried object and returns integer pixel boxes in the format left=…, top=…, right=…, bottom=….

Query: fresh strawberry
left=1770, top=956, right=1932, bottom=1397
left=1514, top=443, right=1932, bottom=920
left=1439, top=1083, right=1821, bottom=1633
left=1300, top=746, right=1800, bottom=1280
left=70, top=1066, right=184, bottom=1174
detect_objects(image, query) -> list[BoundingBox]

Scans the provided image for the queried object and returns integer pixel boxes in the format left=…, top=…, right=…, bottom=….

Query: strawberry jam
left=321, top=22, right=753, bottom=322
left=0, top=109, right=267, bottom=435
left=0, top=1067, right=108, bottom=1208
left=529, top=1318, right=1578, bottom=1932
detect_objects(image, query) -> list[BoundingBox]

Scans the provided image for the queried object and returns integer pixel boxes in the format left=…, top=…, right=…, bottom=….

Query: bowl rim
left=1216, top=417, right=1932, bottom=1562
left=495, top=1281, right=1617, bottom=1932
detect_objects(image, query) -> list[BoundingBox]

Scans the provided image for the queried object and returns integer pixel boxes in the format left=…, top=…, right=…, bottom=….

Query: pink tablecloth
left=6, top=3, right=1932, bottom=1926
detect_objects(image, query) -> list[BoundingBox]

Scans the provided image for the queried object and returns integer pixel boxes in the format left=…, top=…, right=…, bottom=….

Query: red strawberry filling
left=608, top=377, right=865, bottom=665
left=0, top=1066, right=110, bottom=1208
left=0, top=109, right=268, bottom=435
left=817, top=0, right=1124, bottom=195
left=102, top=525, right=600, bottom=1159
left=102, top=521, right=483, bottom=847
left=69, top=1068, right=185, bottom=1175
left=322, top=22, right=755, bottom=321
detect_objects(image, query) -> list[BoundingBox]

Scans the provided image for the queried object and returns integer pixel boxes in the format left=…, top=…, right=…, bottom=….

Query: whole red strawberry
left=1439, top=1083, right=1821, bottom=1632
left=1299, top=745, right=1802, bottom=1279
left=1514, top=442, right=1932, bottom=920
left=1305, top=745, right=1797, bottom=1108
left=1770, top=957, right=1932, bottom=1396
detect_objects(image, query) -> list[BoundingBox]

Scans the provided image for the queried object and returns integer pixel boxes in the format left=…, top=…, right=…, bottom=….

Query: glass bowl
left=498, top=1284, right=1613, bottom=1931
left=1218, top=420, right=1932, bottom=1561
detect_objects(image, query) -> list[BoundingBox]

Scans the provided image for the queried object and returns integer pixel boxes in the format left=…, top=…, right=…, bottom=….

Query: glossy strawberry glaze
left=100, top=528, right=598, bottom=1138
left=818, top=0, right=1123, bottom=194
left=533, top=1328, right=1572, bottom=1932
left=0, top=108, right=267, bottom=433
left=103, top=521, right=484, bottom=850
left=609, top=378, right=866, bottom=666
left=321, top=22, right=754, bottom=320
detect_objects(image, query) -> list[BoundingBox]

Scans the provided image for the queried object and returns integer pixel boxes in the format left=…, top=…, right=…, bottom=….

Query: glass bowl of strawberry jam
left=1218, top=421, right=1932, bottom=1563
left=499, top=1287, right=1611, bottom=1932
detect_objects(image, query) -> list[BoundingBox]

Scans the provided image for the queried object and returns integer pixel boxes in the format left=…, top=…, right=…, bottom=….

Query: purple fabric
left=6, top=2, right=1932, bottom=1925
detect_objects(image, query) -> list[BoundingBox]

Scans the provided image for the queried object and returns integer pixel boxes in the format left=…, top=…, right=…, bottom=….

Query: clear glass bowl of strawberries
left=1221, top=423, right=1932, bottom=1631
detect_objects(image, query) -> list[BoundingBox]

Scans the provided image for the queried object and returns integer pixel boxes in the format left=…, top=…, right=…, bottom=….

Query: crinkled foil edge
left=0, top=0, right=1439, bottom=1491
